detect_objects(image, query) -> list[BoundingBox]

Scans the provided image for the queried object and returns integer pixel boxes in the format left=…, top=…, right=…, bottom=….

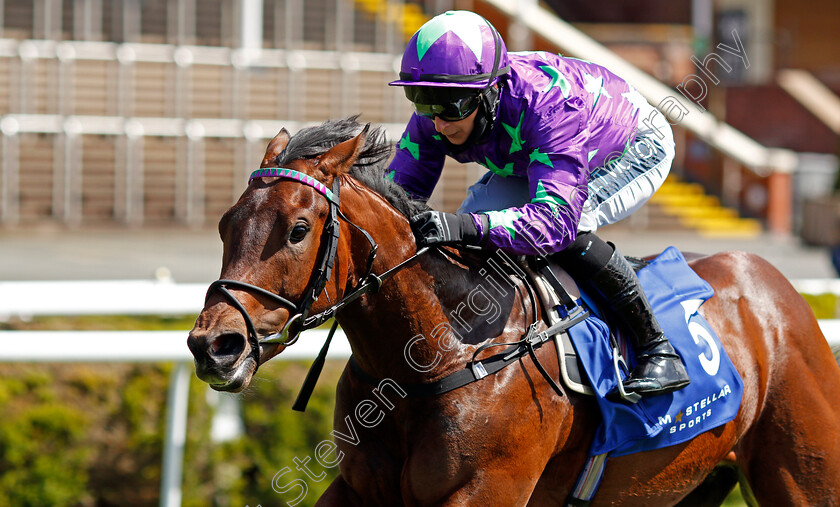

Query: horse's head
left=187, top=118, right=393, bottom=392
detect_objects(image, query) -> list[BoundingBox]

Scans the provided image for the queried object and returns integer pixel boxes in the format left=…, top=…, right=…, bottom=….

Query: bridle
left=205, top=167, right=428, bottom=363
left=204, top=165, right=587, bottom=413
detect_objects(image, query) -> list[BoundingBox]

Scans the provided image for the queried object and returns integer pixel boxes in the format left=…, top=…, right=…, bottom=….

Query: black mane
left=273, top=116, right=430, bottom=217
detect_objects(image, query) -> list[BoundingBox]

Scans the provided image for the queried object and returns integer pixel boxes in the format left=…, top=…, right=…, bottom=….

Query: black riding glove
left=410, top=211, right=487, bottom=247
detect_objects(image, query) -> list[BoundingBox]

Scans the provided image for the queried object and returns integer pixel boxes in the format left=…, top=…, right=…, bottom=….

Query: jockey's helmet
left=389, top=10, right=509, bottom=90
left=390, top=11, right=509, bottom=147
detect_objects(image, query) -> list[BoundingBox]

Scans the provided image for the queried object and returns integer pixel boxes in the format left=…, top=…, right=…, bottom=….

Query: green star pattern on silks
left=502, top=112, right=525, bottom=154
left=416, top=11, right=483, bottom=61
left=529, top=148, right=553, bottom=168
left=432, top=134, right=442, bottom=141
left=483, top=157, right=514, bottom=177
left=538, top=65, right=571, bottom=98
left=399, top=133, right=420, bottom=161
left=484, top=209, right=524, bottom=240
left=587, top=149, right=599, bottom=162
left=531, top=180, right=568, bottom=217
left=583, top=73, right=612, bottom=108
left=384, top=170, right=396, bottom=181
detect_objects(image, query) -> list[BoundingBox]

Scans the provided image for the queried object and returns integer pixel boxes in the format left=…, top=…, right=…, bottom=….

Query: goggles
left=404, top=87, right=482, bottom=122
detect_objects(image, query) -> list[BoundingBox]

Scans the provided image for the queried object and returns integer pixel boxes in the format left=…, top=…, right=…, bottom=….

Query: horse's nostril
left=210, top=333, right=246, bottom=358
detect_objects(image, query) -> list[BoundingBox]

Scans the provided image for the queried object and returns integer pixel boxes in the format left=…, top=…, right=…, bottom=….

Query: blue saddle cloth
left=567, top=247, right=744, bottom=457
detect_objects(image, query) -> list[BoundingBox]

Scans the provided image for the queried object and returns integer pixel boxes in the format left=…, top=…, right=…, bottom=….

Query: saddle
left=338, top=247, right=639, bottom=404
left=522, top=248, right=744, bottom=505
left=520, top=255, right=639, bottom=401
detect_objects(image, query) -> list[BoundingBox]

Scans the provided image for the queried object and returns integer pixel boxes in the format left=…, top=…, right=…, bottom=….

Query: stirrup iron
left=612, top=346, right=641, bottom=404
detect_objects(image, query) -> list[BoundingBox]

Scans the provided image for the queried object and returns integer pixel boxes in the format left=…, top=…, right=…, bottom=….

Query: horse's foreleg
left=315, top=475, right=364, bottom=507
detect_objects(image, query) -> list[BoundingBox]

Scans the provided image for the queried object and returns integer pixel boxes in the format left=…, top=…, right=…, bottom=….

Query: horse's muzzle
left=187, top=329, right=256, bottom=392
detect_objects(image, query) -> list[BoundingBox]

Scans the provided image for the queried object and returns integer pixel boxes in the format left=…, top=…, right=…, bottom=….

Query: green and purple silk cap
left=389, top=10, right=509, bottom=90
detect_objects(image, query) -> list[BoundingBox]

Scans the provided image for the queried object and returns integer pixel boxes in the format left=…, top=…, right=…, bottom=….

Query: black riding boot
left=582, top=248, right=690, bottom=399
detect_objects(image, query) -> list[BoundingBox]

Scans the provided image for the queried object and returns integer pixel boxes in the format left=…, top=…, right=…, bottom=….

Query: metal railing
left=0, top=328, right=351, bottom=507
left=0, top=36, right=414, bottom=226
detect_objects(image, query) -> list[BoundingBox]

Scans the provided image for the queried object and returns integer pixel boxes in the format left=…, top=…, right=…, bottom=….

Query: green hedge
left=0, top=316, right=342, bottom=506
left=184, top=360, right=343, bottom=507
left=0, top=360, right=343, bottom=507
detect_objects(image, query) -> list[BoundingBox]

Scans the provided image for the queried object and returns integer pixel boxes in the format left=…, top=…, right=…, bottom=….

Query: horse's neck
left=337, top=186, right=533, bottom=383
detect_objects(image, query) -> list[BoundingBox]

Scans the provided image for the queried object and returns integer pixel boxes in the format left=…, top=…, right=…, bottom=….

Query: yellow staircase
left=650, top=176, right=763, bottom=238
left=355, top=0, right=428, bottom=41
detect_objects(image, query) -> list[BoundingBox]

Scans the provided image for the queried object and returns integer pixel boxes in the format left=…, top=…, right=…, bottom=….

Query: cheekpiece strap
left=250, top=167, right=337, bottom=204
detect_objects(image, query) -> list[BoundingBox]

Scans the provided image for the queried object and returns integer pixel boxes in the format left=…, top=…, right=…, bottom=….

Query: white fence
left=0, top=279, right=208, bottom=317
left=0, top=279, right=838, bottom=506
left=0, top=280, right=350, bottom=507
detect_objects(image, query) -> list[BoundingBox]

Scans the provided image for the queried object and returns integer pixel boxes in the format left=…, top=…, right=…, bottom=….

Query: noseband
left=205, top=167, right=427, bottom=364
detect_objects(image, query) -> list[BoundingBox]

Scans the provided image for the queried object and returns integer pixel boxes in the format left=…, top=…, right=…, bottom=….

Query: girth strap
left=348, top=306, right=589, bottom=398
left=349, top=343, right=524, bottom=398
left=566, top=452, right=609, bottom=506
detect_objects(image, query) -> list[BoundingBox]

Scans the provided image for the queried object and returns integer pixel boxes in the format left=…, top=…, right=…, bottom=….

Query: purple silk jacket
left=387, top=52, right=647, bottom=255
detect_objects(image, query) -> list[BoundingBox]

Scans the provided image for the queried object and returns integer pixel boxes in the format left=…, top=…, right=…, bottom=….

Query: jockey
left=386, top=10, right=690, bottom=399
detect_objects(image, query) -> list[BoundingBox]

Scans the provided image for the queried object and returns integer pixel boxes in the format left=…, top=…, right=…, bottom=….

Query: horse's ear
left=261, top=128, right=291, bottom=167
left=318, top=124, right=370, bottom=176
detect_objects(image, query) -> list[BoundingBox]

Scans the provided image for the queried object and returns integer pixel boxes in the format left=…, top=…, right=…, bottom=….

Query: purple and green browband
left=249, top=168, right=336, bottom=203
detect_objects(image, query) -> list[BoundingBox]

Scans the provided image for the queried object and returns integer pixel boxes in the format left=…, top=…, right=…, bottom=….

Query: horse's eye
left=289, top=223, right=309, bottom=243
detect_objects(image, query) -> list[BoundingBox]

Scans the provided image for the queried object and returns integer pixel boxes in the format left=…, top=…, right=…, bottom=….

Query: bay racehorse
left=187, top=118, right=840, bottom=505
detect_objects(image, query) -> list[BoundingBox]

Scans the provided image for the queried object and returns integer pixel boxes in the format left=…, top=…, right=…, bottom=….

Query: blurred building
left=0, top=0, right=421, bottom=227
left=487, top=0, right=838, bottom=236
left=0, top=0, right=837, bottom=236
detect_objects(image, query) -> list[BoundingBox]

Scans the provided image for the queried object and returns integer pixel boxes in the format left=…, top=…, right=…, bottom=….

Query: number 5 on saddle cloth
left=529, top=247, right=743, bottom=453
left=528, top=247, right=744, bottom=504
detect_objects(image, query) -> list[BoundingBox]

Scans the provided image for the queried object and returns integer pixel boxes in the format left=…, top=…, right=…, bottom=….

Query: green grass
left=724, top=487, right=748, bottom=506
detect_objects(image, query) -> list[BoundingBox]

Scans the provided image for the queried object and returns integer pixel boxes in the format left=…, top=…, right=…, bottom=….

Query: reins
left=207, top=165, right=588, bottom=411
left=350, top=247, right=589, bottom=399
left=289, top=243, right=432, bottom=412
left=204, top=167, right=431, bottom=410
